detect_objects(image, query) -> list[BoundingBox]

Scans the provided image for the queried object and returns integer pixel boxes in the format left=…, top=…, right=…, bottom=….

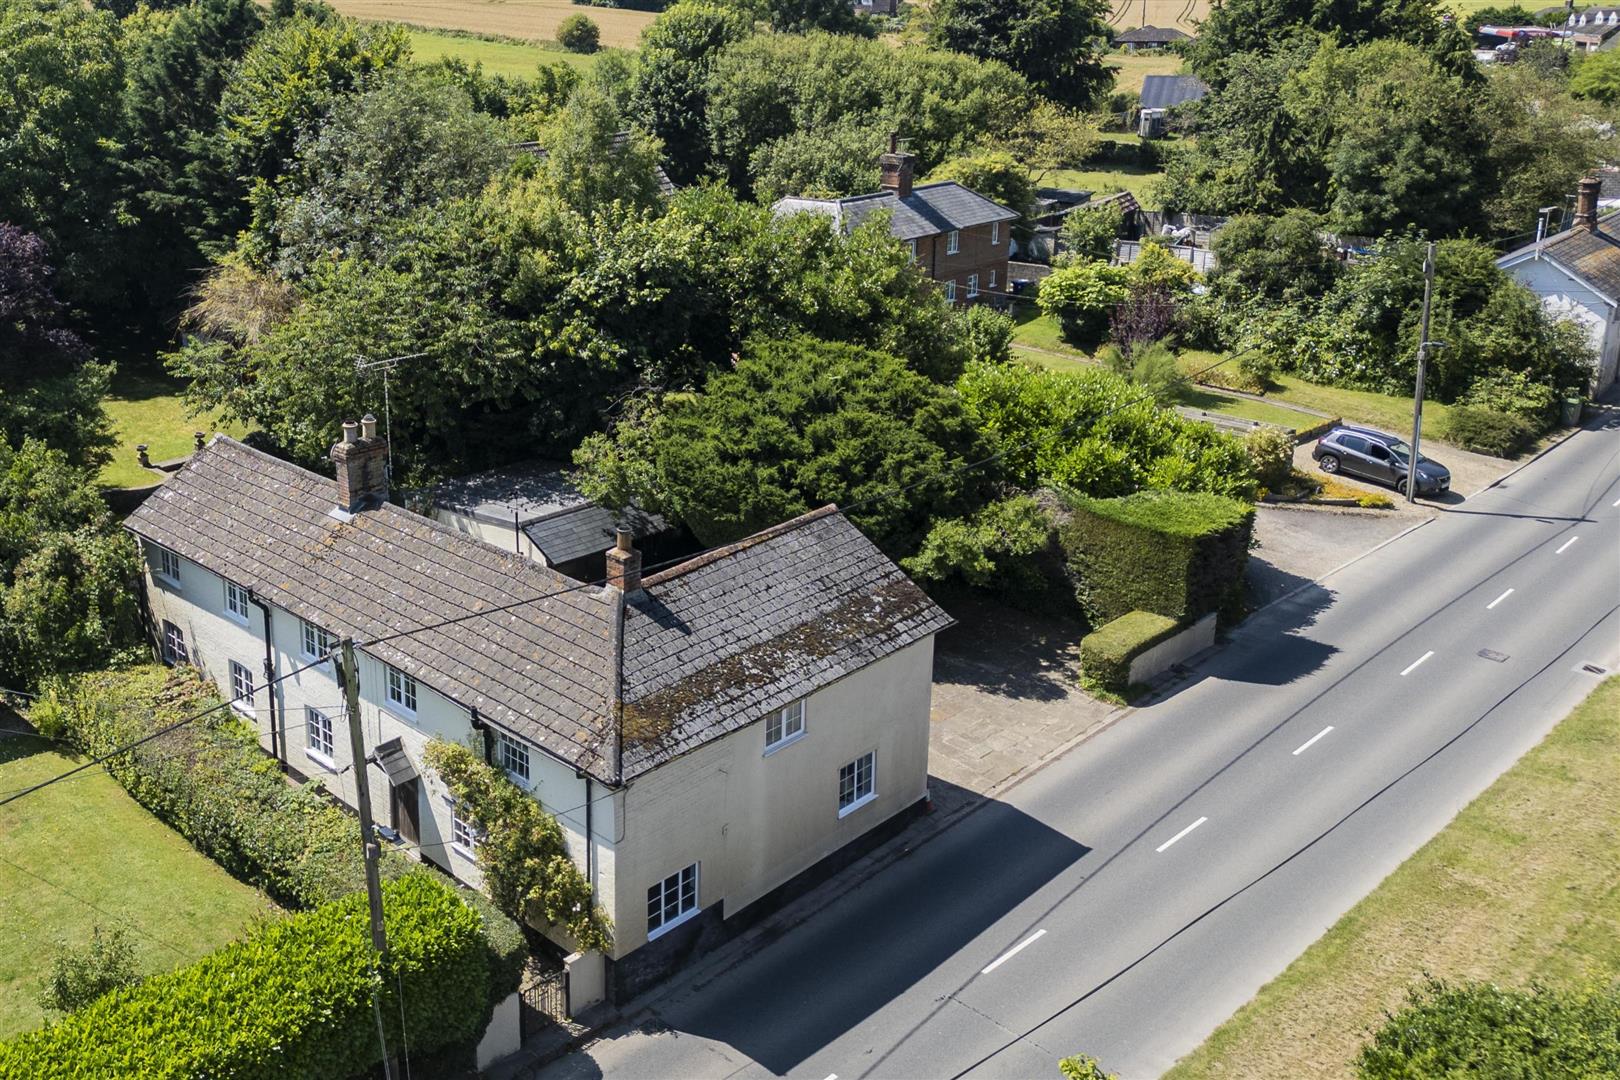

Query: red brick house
left=772, top=139, right=1019, bottom=307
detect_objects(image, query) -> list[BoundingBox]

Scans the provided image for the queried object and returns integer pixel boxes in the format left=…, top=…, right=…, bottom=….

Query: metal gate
left=519, top=965, right=570, bottom=1040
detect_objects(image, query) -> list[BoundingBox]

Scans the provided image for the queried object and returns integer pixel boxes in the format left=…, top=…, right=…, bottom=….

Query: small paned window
left=765, top=700, right=805, bottom=752
left=229, top=660, right=255, bottom=713
left=944, top=280, right=957, bottom=303
left=301, top=619, right=334, bottom=661
left=162, top=620, right=189, bottom=666
left=838, top=752, right=876, bottom=816
left=154, top=547, right=182, bottom=585
left=946, top=230, right=960, bottom=254
left=966, top=273, right=979, bottom=298
left=449, top=803, right=480, bottom=856
left=225, top=581, right=250, bottom=622
left=991, top=221, right=1000, bottom=245
left=306, top=707, right=335, bottom=761
left=386, top=665, right=417, bottom=714
left=499, top=733, right=531, bottom=782
left=647, top=863, right=698, bottom=936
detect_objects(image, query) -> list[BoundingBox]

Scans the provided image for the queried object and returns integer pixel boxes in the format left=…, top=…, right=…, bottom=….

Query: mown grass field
left=325, top=0, right=656, bottom=49
left=1166, top=675, right=1620, bottom=1078
left=1105, top=50, right=1185, bottom=94
left=0, top=731, right=274, bottom=1039
left=405, top=27, right=605, bottom=76
left=1264, top=374, right=1454, bottom=443
left=98, top=365, right=246, bottom=490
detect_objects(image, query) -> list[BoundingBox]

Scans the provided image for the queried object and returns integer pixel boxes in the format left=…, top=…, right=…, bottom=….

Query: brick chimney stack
left=1575, top=176, right=1602, bottom=232
left=878, top=132, right=915, bottom=199
left=605, top=527, right=641, bottom=594
left=330, top=414, right=389, bottom=513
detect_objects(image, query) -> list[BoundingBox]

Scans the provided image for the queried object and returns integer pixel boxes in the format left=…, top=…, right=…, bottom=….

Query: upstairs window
left=989, top=270, right=998, bottom=291
left=946, top=230, right=960, bottom=254
left=907, top=239, right=917, bottom=259
left=765, top=700, right=805, bottom=752
left=991, top=221, right=1000, bottom=245
left=153, top=546, right=182, bottom=587
left=224, top=581, right=250, bottom=623
left=386, top=665, right=417, bottom=715
left=498, top=733, right=531, bottom=783
left=301, top=619, right=334, bottom=662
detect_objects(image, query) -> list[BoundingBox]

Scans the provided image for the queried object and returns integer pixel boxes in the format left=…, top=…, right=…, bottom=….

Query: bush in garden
left=1460, top=368, right=1560, bottom=431
left=952, top=303, right=1015, bottom=365
left=556, top=13, right=601, bottom=52
left=1357, top=978, right=1620, bottom=1079
left=902, top=495, right=1057, bottom=605
left=1243, top=427, right=1296, bottom=493
left=1126, top=241, right=1200, bottom=294
left=1059, top=1053, right=1120, bottom=1080
left=1109, top=285, right=1178, bottom=355
left=37, top=928, right=140, bottom=1016
left=1059, top=489, right=1255, bottom=625
left=1444, top=405, right=1534, bottom=457
left=1060, top=202, right=1125, bottom=262
left=1078, top=610, right=1182, bottom=697
left=0, top=874, right=490, bottom=1078
left=1038, top=259, right=1130, bottom=347
left=1098, top=340, right=1179, bottom=404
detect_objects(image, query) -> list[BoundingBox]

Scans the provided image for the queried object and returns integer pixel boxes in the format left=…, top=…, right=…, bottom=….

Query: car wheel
left=1319, top=454, right=1340, bottom=475
left=1396, top=478, right=1408, bottom=496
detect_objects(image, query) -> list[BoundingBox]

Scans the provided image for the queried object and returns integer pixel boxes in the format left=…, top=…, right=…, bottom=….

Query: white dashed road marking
left=1156, top=817, right=1208, bottom=853
left=1401, top=651, right=1434, bottom=676
left=1486, top=588, right=1514, bottom=610
left=1557, top=536, right=1579, bottom=554
left=981, top=930, right=1047, bottom=975
left=1292, top=726, right=1334, bottom=756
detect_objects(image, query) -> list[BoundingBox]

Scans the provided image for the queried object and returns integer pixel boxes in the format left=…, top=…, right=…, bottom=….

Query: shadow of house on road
left=639, top=789, right=1089, bottom=1076
left=932, top=592, right=1087, bottom=703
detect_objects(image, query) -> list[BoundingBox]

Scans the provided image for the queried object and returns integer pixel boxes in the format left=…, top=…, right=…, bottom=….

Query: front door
left=391, top=778, right=421, bottom=845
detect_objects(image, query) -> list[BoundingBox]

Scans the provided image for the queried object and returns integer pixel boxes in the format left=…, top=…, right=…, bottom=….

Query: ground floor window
left=838, top=751, right=876, bottom=816
left=448, top=801, right=480, bottom=858
left=647, top=863, right=698, bottom=937
left=306, top=706, right=335, bottom=763
left=944, top=280, right=957, bottom=303
left=161, top=620, right=188, bottom=666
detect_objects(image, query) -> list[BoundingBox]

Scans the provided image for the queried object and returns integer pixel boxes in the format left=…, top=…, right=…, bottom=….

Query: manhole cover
left=1478, top=649, right=1510, bottom=663
left=1582, top=663, right=1608, bottom=675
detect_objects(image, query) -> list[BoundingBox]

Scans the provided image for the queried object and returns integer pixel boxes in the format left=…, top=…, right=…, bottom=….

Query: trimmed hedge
left=1444, top=405, right=1534, bottom=458
left=34, top=665, right=527, bottom=1005
left=0, top=874, right=489, bottom=1079
left=1059, top=489, right=1255, bottom=625
left=1079, top=610, right=1181, bottom=696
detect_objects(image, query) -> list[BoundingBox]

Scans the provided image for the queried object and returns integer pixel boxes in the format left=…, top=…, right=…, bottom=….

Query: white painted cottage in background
left=123, top=420, right=952, bottom=1005
left=1497, top=177, right=1620, bottom=393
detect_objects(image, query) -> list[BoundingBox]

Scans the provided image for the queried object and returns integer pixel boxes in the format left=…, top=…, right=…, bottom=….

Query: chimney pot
left=1575, top=176, right=1601, bottom=231
left=341, top=420, right=360, bottom=446
left=194, top=431, right=206, bottom=451
left=606, top=527, right=642, bottom=594
left=879, top=133, right=915, bottom=200
left=330, top=418, right=388, bottom=513
left=361, top=413, right=378, bottom=440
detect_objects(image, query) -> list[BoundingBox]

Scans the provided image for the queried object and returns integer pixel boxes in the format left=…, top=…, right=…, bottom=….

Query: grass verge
left=1264, top=374, right=1454, bottom=443
left=1165, top=675, right=1620, bottom=1079
left=0, top=730, right=274, bottom=1039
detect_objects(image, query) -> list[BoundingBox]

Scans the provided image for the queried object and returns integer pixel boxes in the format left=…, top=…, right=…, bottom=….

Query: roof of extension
left=1498, top=212, right=1620, bottom=304
left=1139, top=74, right=1209, bottom=110
left=125, top=439, right=950, bottom=784
left=432, top=461, right=667, bottom=566
left=1114, top=25, right=1192, bottom=44
left=774, top=181, right=1019, bottom=242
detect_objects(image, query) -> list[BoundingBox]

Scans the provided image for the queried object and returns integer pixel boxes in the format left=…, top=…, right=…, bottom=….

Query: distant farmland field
left=1109, top=0, right=1207, bottom=33
left=324, top=0, right=657, bottom=49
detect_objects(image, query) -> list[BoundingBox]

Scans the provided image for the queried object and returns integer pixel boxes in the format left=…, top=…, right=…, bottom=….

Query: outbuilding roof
left=1114, top=25, right=1192, bottom=44
left=774, top=181, right=1019, bottom=242
left=125, top=438, right=950, bottom=784
left=1139, top=74, right=1209, bottom=111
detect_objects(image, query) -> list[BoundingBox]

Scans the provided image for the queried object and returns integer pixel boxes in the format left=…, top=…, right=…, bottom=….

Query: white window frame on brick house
left=989, top=269, right=997, bottom=291
left=944, top=280, right=957, bottom=303
left=161, top=619, right=189, bottom=666
left=153, top=545, right=182, bottom=588
left=967, top=273, right=979, bottom=299
left=446, top=797, right=480, bottom=859
left=224, top=580, right=251, bottom=624
left=764, top=699, right=805, bottom=754
left=908, top=239, right=917, bottom=259
left=498, top=732, right=531, bottom=783
left=228, top=660, right=255, bottom=715
left=305, top=706, right=336, bottom=769
left=385, top=664, right=417, bottom=716
left=991, top=221, right=1000, bottom=245
left=946, top=229, right=960, bottom=254
left=838, top=751, right=876, bottom=817
left=300, top=619, right=334, bottom=663
left=646, top=862, right=699, bottom=939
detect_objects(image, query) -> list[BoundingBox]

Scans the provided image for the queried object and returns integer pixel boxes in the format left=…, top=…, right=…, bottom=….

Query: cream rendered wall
left=433, top=508, right=545, bottom=565
left=1501, top=255, right=1620, bottom=391
left=609, top=637, right=934, bottom=957
left=136, top=543, right=616, bottom=917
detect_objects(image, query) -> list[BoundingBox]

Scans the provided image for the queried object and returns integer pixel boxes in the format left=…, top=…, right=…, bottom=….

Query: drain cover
left=1478, top=649, right=1510, bottom=663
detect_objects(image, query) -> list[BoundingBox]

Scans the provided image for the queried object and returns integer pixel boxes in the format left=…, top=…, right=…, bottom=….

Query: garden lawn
left=0, top=732, right=274, bottom=1039
left=1043, top=163, right=1165, bottom=207
left=1265, top=374, right=1454, bottom=443
left=405, top=27, right=602, bottom=76
left=324, top=0, right=656, bottom=49
left=99, top=365, right=246, bottom=490
left=1105, top=49, right=1185, bottom=94
left=1165, top=676, right=1620, bottom=1079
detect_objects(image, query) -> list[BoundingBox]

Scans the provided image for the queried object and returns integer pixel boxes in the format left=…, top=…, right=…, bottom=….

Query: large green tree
left=0, top=0, right=125, bottom=306
left=1187, top=0, right=1474, bottom=84
left=927, top=0, right=1113, bottom=109
left=630, top=1, right=755, bottom=184
left=1209, top=210, right=1339, bottom=304
left=574, top=336, right=1000, bottom=554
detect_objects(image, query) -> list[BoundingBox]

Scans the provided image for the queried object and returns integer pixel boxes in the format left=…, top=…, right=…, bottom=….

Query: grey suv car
left=1311, top=424, right=1451, bottom=496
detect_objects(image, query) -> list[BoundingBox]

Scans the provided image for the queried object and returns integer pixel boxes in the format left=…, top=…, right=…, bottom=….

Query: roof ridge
left=642, top=504, right=842, bottom=587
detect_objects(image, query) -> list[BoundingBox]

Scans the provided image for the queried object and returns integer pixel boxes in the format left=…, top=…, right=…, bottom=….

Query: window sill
left=224, top=610, right=249, bottom=626
left=762, top=730, right=806, bottom=757
left=647, top=905, right=702, bottom=942
left=153, top=575, right=182, bottom=591
left=230, top=701, right=255, bottom=719
left=503, top=770, right=531, bottom=787
left=838, top=792, right=877, bottom=819
left=305, top=748, right=337, bottom=773
left=383, top=707, right=417, bottom=726
left=450, top=842, right=478, bottom=861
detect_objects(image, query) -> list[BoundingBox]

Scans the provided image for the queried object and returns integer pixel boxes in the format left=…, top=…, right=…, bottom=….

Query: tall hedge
left=1059, top=490, right=1255, bottom=625
left=0, top=874, right=488, bottom=1079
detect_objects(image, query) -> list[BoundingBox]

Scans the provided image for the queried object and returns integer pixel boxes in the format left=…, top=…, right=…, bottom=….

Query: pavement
left=533, top=404, right=1619, bottom=1080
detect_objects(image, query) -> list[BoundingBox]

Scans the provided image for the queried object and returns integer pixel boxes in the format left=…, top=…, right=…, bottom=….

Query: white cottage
left=1497, top=176, right=1620, bottom=393
left=123, top=421, right=952, bottom=1001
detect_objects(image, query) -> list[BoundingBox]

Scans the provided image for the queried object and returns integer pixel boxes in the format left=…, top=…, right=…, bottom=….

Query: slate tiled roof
left=1139, top=74, right=1209, bottom=111
left=1114, top=25, right=1191, bottom=44
left=126, top=440, right=950, bottom=785
left=619, top=506, right=953, bottom=778
left=1499, top=213, right=1620, bottom=302
left=775, top=181, right=1020, bottom=242
left=522, top=503, right=665, bottom=568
